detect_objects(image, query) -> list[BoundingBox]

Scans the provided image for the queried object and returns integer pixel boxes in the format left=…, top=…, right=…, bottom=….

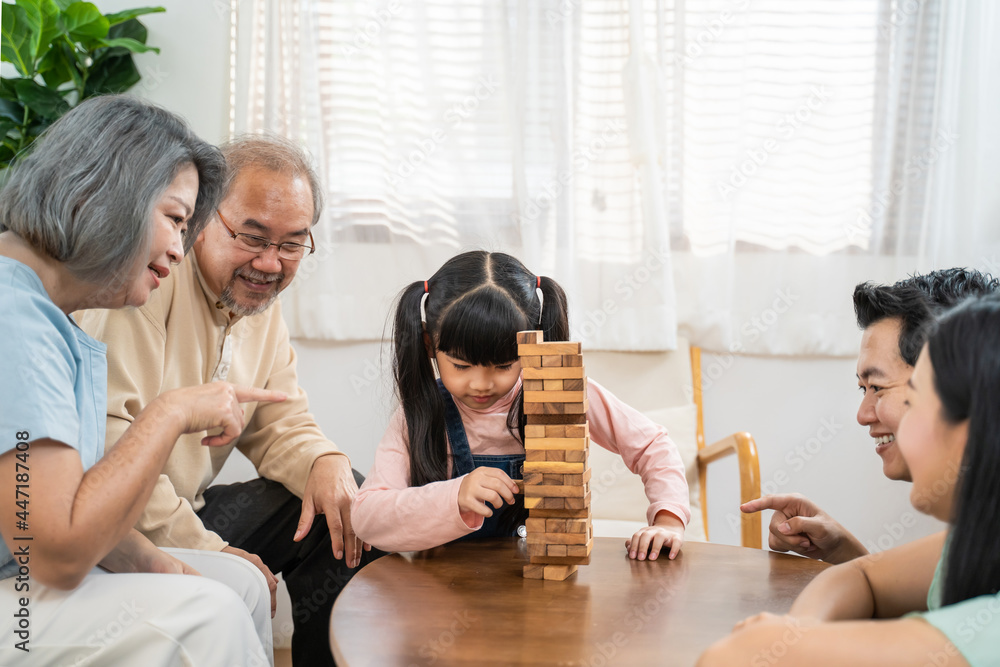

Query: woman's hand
left=155, top=382, right=286, bottom=447
left=458, top=467, right=519, bottom=517
left=626, top=510, right=686, bottom=560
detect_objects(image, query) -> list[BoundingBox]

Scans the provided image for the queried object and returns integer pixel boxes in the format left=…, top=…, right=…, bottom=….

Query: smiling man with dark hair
left=741, top=267, right=998, bottom=564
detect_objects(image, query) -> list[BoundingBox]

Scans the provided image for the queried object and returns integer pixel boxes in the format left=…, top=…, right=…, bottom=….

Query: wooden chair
left=585, top=340, right=762, bottom=548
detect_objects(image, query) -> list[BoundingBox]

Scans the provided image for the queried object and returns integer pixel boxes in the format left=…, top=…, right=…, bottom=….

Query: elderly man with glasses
left=78, top=135, right=380, bottom=667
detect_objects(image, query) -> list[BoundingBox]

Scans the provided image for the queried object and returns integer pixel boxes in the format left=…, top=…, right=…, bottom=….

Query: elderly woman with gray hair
left=0, top=95, right=285, bottom=666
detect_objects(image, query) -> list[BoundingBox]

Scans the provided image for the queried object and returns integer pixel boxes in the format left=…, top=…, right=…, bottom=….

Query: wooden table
left=330, top=537, right=829, bottom=666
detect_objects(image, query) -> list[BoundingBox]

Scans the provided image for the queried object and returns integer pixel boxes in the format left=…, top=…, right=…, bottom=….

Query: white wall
left=108, top=1, right=944, bottom=552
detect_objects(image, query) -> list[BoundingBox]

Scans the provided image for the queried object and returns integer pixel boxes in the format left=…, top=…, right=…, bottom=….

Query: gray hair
left=0, top=94, right=226, bottom=284
left=220, top=134, right=324, bottom=226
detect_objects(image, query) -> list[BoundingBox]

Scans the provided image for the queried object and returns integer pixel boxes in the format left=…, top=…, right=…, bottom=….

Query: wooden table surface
left=330, top=537, right=830, bottom=666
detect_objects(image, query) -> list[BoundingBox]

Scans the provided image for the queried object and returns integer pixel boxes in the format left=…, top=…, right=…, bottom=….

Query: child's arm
left=586, top=380, right=691, bottom=558
left=351, top=409, right=516, bottom=552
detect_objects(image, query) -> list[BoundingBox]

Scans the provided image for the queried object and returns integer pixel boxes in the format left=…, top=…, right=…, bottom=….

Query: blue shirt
left=0, top=256, right=107, bottom=579
left=916, top=543, right=1000, bottom=666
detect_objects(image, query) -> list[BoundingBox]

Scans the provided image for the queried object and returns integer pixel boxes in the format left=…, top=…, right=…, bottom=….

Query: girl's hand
left=458, top=467, right=519, bottom=517
left=155, top=382, right=287, bottom=447
left=626, top=524, right=685, bottom=560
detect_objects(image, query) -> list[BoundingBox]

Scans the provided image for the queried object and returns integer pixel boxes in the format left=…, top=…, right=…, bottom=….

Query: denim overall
left=438, top=380, right=527, bottom=539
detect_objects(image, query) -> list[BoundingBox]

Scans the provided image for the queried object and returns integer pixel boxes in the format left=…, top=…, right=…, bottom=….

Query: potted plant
left=0, top=0, right=165, bottom=170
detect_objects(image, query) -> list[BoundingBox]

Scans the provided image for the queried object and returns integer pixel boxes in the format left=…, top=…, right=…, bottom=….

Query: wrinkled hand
left=223, top=545, right=278, bottom=618
left=458, top=467, right=519, bottom=518
left=156, top=382, right=286, bottom=447
left=295, top=454, right=370, bottom=569
left=740, top=493, right=867, bottom=564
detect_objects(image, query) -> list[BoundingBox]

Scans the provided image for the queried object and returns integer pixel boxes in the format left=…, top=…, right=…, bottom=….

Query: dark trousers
left=198, top=471, right=383, bottom=667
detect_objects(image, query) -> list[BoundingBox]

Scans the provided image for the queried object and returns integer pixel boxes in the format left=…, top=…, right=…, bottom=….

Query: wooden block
left=565, top=424, right=589, bottom=438
left=524, top=401, right=588, bottom=415
left=544, top=519, right=567, bottom=532
left=515, top=479, right=524, bottom=494
left=523, top=391, right=586, bottom=404
left=541, top=474, right=565, bottom=485
left=541, top=355, right=563, bottom=367
left=523, top=379, right=544, bottom=391
left=544, top=450, right=565, bottom=462
left=517, top=331, right=544, bottom=345
left=544, top=425, right=566, bottom=437
left=523, top=472, right=544, bottom=486
left=546, top=544, right=568, bottom=557
left=523, top=564, right=545, bottom=579
left=528, top=531, right=589, bottom=545
left=543, top=379, right=564, bottom=391
left=522, top=437, right=586, bottom=451
left=526, top=413, right=588, bottom=425
left=523, top=461, right=585, bottom=474
left=563, top=469, right=592, bottom=485
left=525, top=518, right=547, bottom=532
left=529, top=555, right=590, bottom=566
left=525, top=450, right=547, bottom=462
left=565, top=449, right=588, bottom=462
left=564, top=518, right=590, bottom=533
left=525, top=425, right=547, bottom=438
left=516, top=343, right=581, bottom=356
left=522, top=366, right=586, bottom=380
left=542, top=565, right=577, bottom=581
left=529, top=508, right=591, bottom=519
left=524, top=484, right=588, bottom=498
left=525, top=496, right=565, bottom=509
left=563, top=354, right=583, bottom=367
left=520, top=355, right=542, bottom=368
left=563, top=379, right=585, bottom=391
left=566, top=542, right=594, bottom=558
left=527, top=542, right=546, bottom=558
left=564, top=491, right=591, bottom=509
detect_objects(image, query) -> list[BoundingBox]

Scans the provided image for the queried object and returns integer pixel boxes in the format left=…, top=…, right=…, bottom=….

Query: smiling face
left=897, top=346, right=968, bottom=521
left=435, top=351, right=522, bottom=410
left=121, top=163, right=199, bottom=308
left=856, top=317, right=914, bottom=481
left=194, top=165, right=314, bottom=316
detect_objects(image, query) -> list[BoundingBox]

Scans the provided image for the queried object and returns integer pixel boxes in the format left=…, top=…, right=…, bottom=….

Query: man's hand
left=295, top=454, right=370, bottom=569
left=740, top=493, right=868, bottom=564
left=100, top=529, right=200, bottom=576
left=222, top=545, right=278, bottom=618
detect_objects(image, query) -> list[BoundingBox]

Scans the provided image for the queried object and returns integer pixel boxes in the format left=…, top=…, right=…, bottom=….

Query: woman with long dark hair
left=699, top=295, right=1000, bottom=667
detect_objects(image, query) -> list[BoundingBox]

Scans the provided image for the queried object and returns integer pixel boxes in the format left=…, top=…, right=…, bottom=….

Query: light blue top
left=916, top=544, right=1000, bottom=667
left=0, top=256, right=107, bottom=579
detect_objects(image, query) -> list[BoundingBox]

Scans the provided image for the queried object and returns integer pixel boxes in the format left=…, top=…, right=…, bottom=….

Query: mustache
left=235, top=267, right=284, bottom=284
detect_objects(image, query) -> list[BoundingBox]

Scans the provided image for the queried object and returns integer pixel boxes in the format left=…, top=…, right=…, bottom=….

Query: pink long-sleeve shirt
left=353, top=377, right=691, bottom=552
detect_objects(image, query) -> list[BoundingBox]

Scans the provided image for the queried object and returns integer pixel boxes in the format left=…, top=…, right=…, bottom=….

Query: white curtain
left=232, top=0, right=999, bottom=355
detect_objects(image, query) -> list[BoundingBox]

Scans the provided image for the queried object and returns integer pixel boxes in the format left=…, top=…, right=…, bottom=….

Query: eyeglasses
left=216, top=209, right=316, bottom=260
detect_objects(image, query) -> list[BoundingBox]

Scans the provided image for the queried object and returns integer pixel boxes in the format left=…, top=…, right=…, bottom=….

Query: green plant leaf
left=97, top=37, right=159, bottom=54
left=16, top=0, right=63, bottom=64
left=53, top=0, right=74, bottom=10
left=108, top=17, right=148, bottom=45
left=38, top=41, right=75, bottom=88
left=104, top=6, right=164, bottom=27
left=0, top=97, right=24, bottom=124
left=0, top=119, right=17, bottom=139
left=13, top=78, right=70, bottom=119
left=1, top=3, right=35, bottom=77
left=83, top=52, right=140, bottom=97
left=62, top=2, right=110, bottom=41
left=0, top=78, right=20, bottom=102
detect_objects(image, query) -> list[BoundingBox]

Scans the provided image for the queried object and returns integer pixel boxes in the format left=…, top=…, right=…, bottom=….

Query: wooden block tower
left=517, top=330, right=593, bottom=581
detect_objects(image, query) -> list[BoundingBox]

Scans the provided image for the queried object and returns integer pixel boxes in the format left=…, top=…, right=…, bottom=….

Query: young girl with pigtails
left=352, top=250, right=691, bottom=560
